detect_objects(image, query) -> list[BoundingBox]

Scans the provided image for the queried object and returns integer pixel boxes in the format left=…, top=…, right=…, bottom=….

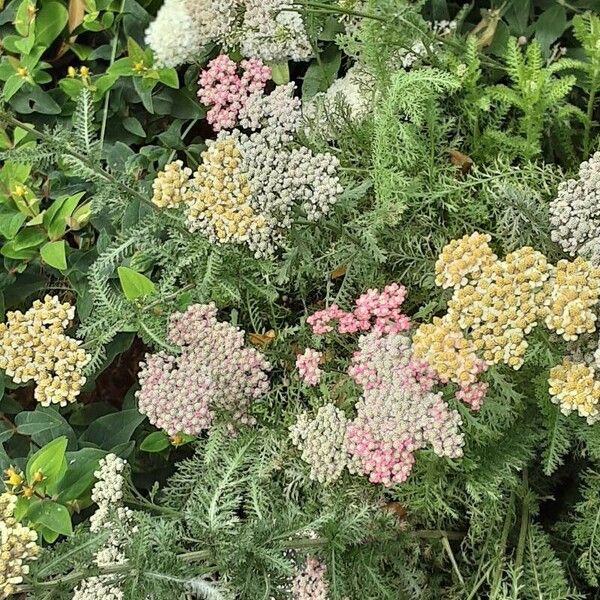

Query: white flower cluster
left=73, top=455, right=133, bottom=600
left=303, top=65, right=374, bottom=140
left=72, top=578, right=124, bottom=600
left=240, top=0, right=311, bottom=62
left=550, top=152, right=600, bottom=266
left=145, top=0, right=311, bottom=68
left=290, top=404, right=348, bottom=484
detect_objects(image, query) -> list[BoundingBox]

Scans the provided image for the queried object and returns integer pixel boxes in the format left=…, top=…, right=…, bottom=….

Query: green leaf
left=1, top=227, right=46, bottom=259
left=117, top=266, right=155, bottom=300
left=43, top=192, right=84, bottom=240
left=15, top=407, right=77, bottom=447
left=127, top=35, right=145, bottom=63
left=40, top=240, right=67, bottom=270
left=122, top=116, right=146, bottom=137
left=27, top=500, right=73, bottom=536
left=535, top=6, right=567, bottom=57
left=133, top=75, right=155, bottom=113
left=0, top=421, right=13, bottom=444
left=80, top=408, right=145, bottom=450
left=56, top=448, right=106, bottom=503
left=3, top=73, right=26, bottom=101
left=157, top=68, right=179, bottom=89
left=140, top=430, right=170, bottom=453
left=268, top=61, right=289, bottom=85
left=14, top=0, right=34, bottom=36
left=0, top=207, right=26, bottom=239
left=35, top=1, right=68, bottom=46
left=26, top=436, right=68, bottom=490
left=302, top=45, right=341, bottom=99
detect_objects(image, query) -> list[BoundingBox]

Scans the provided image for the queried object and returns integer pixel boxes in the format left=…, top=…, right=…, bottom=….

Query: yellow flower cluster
left=417, top=235, right=600, bottom=413
left=184, top=138, right=266, bottom=243
left=446, top=246, right=552, bottom=369
left=434, top=232, right=497, bottom=289
left=1, top=492, right=39, bottom=599
left=413, top=315, right=485, bottom=385
left=544, top=257, right=600, bottom=342
left=0, top=296, right=91, bottom=407
left=548, top=359, right=600, bottom=423
left=151, top=160, right=192, bottom=209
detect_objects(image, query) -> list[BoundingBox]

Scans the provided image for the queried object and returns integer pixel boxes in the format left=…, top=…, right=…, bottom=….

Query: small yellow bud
left=5, top=468, right=23, bottom=488
left=171, top=433, right=184, bottom=446
left=17, top=67, right=28, bottom=78
left=32, top=470, right=44, bottom=484
left=67, top=66, right=77, bottom=78
left=79, top=66, right=90, bottom=78
left=22, top=486, right=35, bottom=498
left=133, top=61, right=146, bottom=73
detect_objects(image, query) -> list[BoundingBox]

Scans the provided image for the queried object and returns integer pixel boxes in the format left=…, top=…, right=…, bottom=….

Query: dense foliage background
left=1, top=0, right=600, bottom=598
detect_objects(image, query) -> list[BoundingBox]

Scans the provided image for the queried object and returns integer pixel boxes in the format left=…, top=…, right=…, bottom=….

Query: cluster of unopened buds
left=424, top=233, right=600, bottom=423
left=0, top=295, right=91, bottom=407
left=307, top=283, right=411, bottom=336
left=4, top=467, right=45, bottom=501
left=0, top=492, right=40, bottom=599
left=198, top=54, right=271, bottom=131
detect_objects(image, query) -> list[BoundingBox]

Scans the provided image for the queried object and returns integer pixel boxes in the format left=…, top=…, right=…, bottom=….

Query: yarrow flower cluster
left=293, top=286, right=476, bottom=487
left=307, top=283, right=411, bottom=336
left=73, top=455, right=133, bottom=600
left=291, top=557, right=329, bottom=600
left=152, top=85, right=342, bottom=257
left=145, top=0, right=311, bottom=68
left=198, top=55, right=271, bottom=131
left=418, top=233, right=600, bottom=424
left=290, top=404, right=348, bottom=484
left=0, top=492, right=39, bottom=599
left=137, top=303, right=271, bottom=436
left=303, top=65, right=374, bottom=139
left=550, top=152, right=600, bottom=266
left=296, top=348, right=323, bottom=386
left=0, top=295, right=90, bottom=407
left=549, top=359, right=600, bottom=424
left=345, top=332, right=464, bottom=486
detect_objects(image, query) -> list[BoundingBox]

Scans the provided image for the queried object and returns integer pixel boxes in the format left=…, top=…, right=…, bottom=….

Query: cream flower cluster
left=291, top=557, right=329, bottom=600
left=290, top=404, right=348, bottom=484
left=137, top=303, right=271, bottom=436
left=0, top=295, right=90, bottom=407
left=0, top=492, right=39, bottom=599
left=550, top=152, right=600, bottom=266
left=548, top=359, right=600, bottom=423
left=145, top=0, right=311, bottom=68
left=151, top=160, right=192, bottom=209
left=151, top=90, right=342, bottom=257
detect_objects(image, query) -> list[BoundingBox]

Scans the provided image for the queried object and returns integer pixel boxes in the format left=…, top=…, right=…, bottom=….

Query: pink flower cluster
left=455, top=381, right=488, bottom=410
left=345, top=332, right=464, bottom=486
left=292, top=557, right=329, bottom=600
left=307, top=284, right=410, bottom=336
left=136, top=304, right=271, bottom=436
left=296, top=348, right=323, bottom=386
left=198, top=54, right=271, bottom=131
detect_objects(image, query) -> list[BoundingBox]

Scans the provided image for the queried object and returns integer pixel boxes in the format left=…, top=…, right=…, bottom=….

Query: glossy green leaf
left=26, top=436, right=68, bottom=490
left=27, top=500, right=73, bottom=536
left=117, top=266, right=155, bottom=300
left=80, top=408, right=145, bottom=450
left=40, top=240, right=67, bottom=270
left=43, top=192, right=84, bottom=240
left=56, top=448, right=106, bottom=503
left=35, top=2, right=68, bottom=46
left=140, top=430, right=170, bottom=453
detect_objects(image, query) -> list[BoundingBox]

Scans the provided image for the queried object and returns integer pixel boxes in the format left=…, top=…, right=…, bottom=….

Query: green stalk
left=100, top=0, right=126, bottom=148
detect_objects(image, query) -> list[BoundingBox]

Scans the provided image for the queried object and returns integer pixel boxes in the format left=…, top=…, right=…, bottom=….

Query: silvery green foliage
left=550, top=152, right=600, bottom=265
